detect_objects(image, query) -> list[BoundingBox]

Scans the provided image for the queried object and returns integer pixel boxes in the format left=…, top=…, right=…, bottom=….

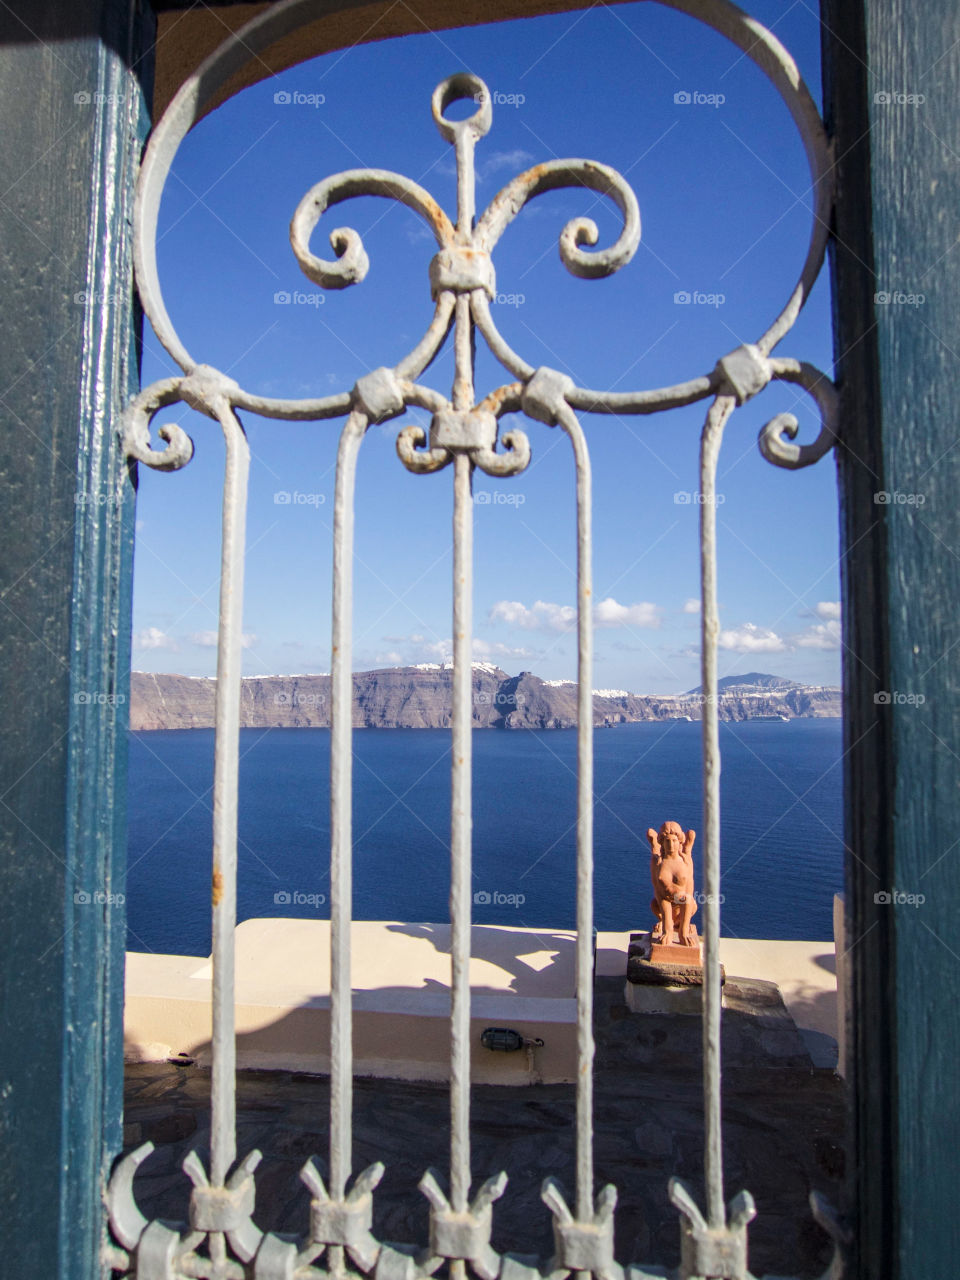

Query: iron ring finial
left=431, top=72, right=493, bottom=144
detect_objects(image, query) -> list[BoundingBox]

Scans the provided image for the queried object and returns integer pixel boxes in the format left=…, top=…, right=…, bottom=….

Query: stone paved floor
left=123, top=977, right=845, bottom=1277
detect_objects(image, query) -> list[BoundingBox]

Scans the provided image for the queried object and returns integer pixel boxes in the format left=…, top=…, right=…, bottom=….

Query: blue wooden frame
left=822, top=0, right=960, bottom=1273
left=0, top=2, right=153, bottom=1276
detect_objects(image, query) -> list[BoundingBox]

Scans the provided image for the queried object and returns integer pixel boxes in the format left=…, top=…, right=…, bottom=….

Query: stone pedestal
left=639, top=926, right=703, bottom=967
left=624, top=930, right=724, bottom=1016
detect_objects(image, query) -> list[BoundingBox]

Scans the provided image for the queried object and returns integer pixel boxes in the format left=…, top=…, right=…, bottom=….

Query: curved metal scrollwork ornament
left=121, top=10, right=838, bottom=476
left=110, top=1, right=845, bottom=1278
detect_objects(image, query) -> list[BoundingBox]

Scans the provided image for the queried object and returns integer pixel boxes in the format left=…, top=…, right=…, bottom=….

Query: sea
left=125, top=718, right=844, bottom=956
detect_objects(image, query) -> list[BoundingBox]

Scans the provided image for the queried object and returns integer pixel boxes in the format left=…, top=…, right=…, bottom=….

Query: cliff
left=129, top=668, right=841, bottom=731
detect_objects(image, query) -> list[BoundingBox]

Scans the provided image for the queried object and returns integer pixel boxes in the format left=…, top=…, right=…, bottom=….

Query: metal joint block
left=431, top=1211, right=491, bottom=1261
left=430, top=246, right=495, bottom=299
left=302, top=1159, right=384, bottom=1271
left=669, top=1179, right=756, bottom=1280
left=542, top=1178, right=621, bottom=1279
left=713, top=344, right=770, bottom=406
left=189, top=1179, right=255, bottom=1233
left=430, top=408, right=498, bottom=453
left=311, top=1195, right=375, bottom=1246
left=185, top=1149, right=264, bottom=1262
left=521, top=368, right=575, bottom=426
left=420, top=1168, right=507, bottom=1280
left=179, top=363, right=241, bottom=417
left=354, top=367, right=406, bottom=422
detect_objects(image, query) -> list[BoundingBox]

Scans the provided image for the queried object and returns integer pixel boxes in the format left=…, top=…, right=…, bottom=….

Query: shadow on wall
left=383, top=922, right=574, bottom=996
left=771, top=954, right=839, bottom=1069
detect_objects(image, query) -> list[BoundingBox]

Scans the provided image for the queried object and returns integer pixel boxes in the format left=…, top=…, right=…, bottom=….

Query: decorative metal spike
left=669, top=1178, right=757, bottom=1280
left=419, top=1167, right=508, bottom=1280
left=542, top=1177, right=623, bottom=1280
left=106, top=1141, right=155, bottom=1251
left=303, top=1159, right=386, bottom=1272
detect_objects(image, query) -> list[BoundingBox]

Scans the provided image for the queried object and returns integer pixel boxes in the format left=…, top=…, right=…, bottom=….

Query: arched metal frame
left=107, top=2, right=846, bottom=1277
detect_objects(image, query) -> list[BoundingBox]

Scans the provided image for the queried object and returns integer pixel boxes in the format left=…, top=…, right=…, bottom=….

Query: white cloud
left=376, top=635, right=452, bottom=666
left=796, top=619, right=842, bottom=650
left=490, top=597, right=660, bottom=633
left=190, top=630, right=258, bottom=649
left=473, top=638, right=537, bottom=662
left=420, top=639, right=451, bottom=659
left=134, top=627, right=178, bottom=651
left=682, top=598, right=701, bottom=614
left=489, top=599, right=576, bottom=633
left=717, top=623, right=787, bottom=654
left=377, top=632, right=537, bottom=668
left=480, top=148, right=534, bottom=179
left=593, top=597, right=661, bottom=629
left=404, top=222, right=435, bottom=245
left=812, top=601, right=841, bottom=621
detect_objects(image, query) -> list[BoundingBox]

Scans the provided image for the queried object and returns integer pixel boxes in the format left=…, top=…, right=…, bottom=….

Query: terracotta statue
left=646, top=821, right=697, bottom=946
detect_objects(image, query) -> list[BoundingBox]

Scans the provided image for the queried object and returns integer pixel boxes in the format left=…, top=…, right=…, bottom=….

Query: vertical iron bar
left=210, top=407, right=250, bottom=1188
left=330, top=411, right=368, bottom=1205
left=450, top=288, right=476, bottom=1222
left=557, top=404, right=594, bottom=1223
left=454, top=131, right=476, bottom=234
left=450, top=449, right=474, bottom=1217
left=698, top=395, right=735, bottom=1229
left=446, top=79, right=481, bottom=1236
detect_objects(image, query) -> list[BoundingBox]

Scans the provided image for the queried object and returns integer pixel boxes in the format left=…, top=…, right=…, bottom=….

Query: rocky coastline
left=130, top=667, right=840, bottom=731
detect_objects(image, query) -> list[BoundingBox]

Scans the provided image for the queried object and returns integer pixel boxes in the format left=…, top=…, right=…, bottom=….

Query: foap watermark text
left=275, top=490, right=325, bottom=507
left=274, top=890, right=327, bottom=907
left=874, top=889, right=925, bottom=906
left=674, top=90, right=725, bottom=108
left=274, top=692, right=325, bottom=708
left=874, top=690, right=926, bottom=706
left=274, top=90, right=326, bottom=107
left=474, top=889, right=526, bottom=907
left=674, top=290, right=725, bottom=307
left=275, top=289, right=325, bottom=307
left=674, top=491, right=725, bottom=505
left=474, top=491, right=524, bottom=506
left=474, top=691, right=526, bottom=707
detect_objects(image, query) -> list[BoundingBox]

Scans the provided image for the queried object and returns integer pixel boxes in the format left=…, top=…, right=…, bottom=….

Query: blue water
left=126, top=719, right=844, bottom=955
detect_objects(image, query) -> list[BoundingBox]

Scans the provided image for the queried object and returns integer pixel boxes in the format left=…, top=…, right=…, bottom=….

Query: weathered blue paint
left=0, top=3, right=152, bottom=1277
left=822, top=1, right=960, bottom=1275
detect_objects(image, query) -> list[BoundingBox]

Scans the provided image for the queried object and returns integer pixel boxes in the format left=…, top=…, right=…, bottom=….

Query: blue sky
left=131, top=0, right=842, bottom=695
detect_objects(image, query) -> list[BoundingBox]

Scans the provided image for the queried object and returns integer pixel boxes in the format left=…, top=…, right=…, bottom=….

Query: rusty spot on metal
left=212, top=868, right=223, bottom=906
left=421, top=194, right=449, bottom=237
left=479, top=382, right=523, bottom=416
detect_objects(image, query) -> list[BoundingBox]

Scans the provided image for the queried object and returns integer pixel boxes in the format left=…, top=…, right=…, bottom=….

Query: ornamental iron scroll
left=108, top=2, right=844, bottom=1277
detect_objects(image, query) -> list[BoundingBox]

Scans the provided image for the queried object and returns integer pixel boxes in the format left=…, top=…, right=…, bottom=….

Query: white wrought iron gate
left=105, top=3, right=845, bottom=1277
